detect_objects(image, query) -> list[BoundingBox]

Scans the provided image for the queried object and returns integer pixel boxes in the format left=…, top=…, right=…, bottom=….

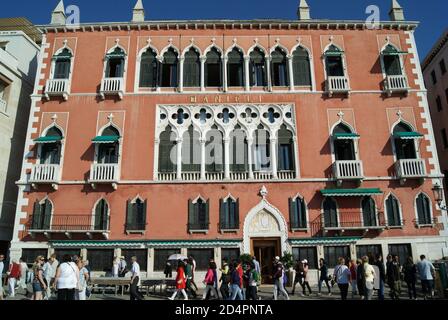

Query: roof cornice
left=37, top=19, right=419, bottom=34
left=422, top=29, right=448, bottom=71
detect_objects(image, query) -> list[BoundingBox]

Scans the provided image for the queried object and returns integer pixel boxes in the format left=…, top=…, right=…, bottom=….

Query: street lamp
left=432, top=182, right=447, bottom=210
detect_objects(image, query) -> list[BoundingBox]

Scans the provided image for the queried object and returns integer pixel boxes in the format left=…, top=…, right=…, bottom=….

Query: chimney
left=132, top=0, right=145, bottom=23
left=51, top=0, right=66, bottom=25
left=389, top=0, right=405, bottom=21
left=297, top=0, right=311, bottom=20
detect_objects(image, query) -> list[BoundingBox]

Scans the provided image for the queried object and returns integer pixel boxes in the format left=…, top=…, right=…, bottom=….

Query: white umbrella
left=167, top=254, right=188, bottom=261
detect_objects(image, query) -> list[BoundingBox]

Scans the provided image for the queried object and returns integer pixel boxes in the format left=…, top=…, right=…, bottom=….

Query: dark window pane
left=188, top=249, right=214, bottom=271
left=154, top=249, right=180, bottom=272
left=53, top=249, right=81, bottom=262
left=323, top=197, right=338, bottom=228
left=386, top=195, right=402, bottom=227
left=324, top=246, right=350, bottom=268
left=21, top=249, right=48, bottom=265
left=292, top=247, right=318, bottom=269
left=87, top=249, right=114, bottom=272
left=122, top=249, right=147, bottom=271
left=356, top=245, right=382, bottom=263
left=326, top=56, right=344, bottom=76
left=388, top=244, right=412, bottom=266
left=221, top=248, right=240, bottom=263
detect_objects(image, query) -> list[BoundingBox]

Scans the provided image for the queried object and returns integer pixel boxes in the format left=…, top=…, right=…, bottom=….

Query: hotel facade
left=8, top=0, right=448, bottom=282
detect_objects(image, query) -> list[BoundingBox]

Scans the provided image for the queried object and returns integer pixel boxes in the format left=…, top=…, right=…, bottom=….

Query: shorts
left=32, top=281, right=43, bottom=293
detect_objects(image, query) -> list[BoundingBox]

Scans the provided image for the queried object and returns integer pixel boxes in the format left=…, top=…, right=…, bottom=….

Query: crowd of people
left=0, top=252, right=440, bottom=301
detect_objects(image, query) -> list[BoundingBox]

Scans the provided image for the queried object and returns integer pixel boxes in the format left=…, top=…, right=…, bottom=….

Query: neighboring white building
left=0, top=29, right=40, bottom=255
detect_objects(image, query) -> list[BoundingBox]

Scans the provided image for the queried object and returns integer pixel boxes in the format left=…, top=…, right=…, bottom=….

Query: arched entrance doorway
left=243, top=198, right=289, bottom=284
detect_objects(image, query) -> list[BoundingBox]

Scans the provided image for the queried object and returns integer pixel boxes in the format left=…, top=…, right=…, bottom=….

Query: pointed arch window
left=386, top=194, right=402, bottom=227
left=126, top=198, right=147, bottom=232
left=94, top=199, right=109, bottom=231
left=416, top=193, right=432, bottom=225
left=323, top=197, right=338, bottom=228
left=392, top=122, right=419, bottom=160
left=188, top=198, right=209, bottom=231
left=325, top=45, right=344, bottom=77
left=253, top=128, right=270, bottom=171
left=289, top=196, right=307, bottom=229
left=40, top=127, right=63, bottom=165
left=382, top=45, right=403, bottom=76
left=205, top=126, right=224, bottom=173
left=182, top=125, right=201, bottom=172
left=249, top=48, right=267, bottom=87
left=333, top=123, right=356, bottom=161
left=292, top=46, right=311, bottom=86
left=105, top=47, right=125, bottom=78
left=227, top=48, right=244, bottom=87
left=31, top=199, right=52, bottom=230
left=205, top=48, right=222, bottom=87
left=183, top=48, right=200, bottom=87
left=53, top=48, right=72, bottom=79
left=278, top=125, right=295, bottom=171
left=229, top=127, right=248, bottom=172
left=139, top=47, right=158, bottom=88
left=219, top=197, right=239, bottom=230
left=97, top=126, right=120, bottom=164
left=362, top=196, right=377, bottom=227
left=160, top=48, right=178, bottom=88
left=271, top=47, right=289, bottom=87
left=158, top=126, right=177, bottom=173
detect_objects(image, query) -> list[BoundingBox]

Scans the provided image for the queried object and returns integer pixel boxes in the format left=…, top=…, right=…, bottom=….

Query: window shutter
left=142, top=200, right=148, bottom=229
left=188, top=199, right=194, bottom=229
left=94, top=201, right=102, bottom=230
left=102, top=201, right=109, bottom=230
left=289, top=197, right=298, bottom=229
left=32, top=201, right=41, bottom=229
left=219, top=198, right=225, bottom=229
left=235, top=198, right=240, bottom=228
left=384, top=56, right=402, bottom=76
left=126, top=199, right=133, bottom=229
left=205, top=199, right=210, bottom=228
left=293, top=54, right=311, bottom=86
left=43, top=200, right=52, bottom=230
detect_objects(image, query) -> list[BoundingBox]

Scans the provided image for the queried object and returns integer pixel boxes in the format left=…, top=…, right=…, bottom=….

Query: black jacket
left=374, top=260, right=386, bottom=281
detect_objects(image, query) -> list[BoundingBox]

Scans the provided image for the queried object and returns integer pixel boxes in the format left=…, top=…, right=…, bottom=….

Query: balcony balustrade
left=45, top=79, right=70, bottom=100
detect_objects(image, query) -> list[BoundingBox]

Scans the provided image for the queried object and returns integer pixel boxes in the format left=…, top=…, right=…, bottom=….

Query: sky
left=0, top=0, right=446, bottom=59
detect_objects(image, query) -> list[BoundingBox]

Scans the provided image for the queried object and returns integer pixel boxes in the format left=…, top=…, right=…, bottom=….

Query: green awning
left=382, top=51, right=408, bottom=56
left=320, top=188, right=383, bottom=197
left=334, top=133, right=360, bottom=140
left=50, top=239, right=242, bottom=248
left=393, top=132, right=423, bottom=139
left=34, top=136, right=63, bottom=143
left=289, top=237, right=361, bottom=246
left=324, top=50, right=344, bottom=56
left=92, top=135, right=120, bottom=143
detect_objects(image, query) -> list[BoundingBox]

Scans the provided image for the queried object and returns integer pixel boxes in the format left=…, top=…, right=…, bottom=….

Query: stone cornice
left=422, top=29, right=448, bottom=71
left=38, top=19, right=419, bottom=34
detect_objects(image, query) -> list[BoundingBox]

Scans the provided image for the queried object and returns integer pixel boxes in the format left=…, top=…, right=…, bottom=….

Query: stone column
left=266, top=55, right=272, bottom=92
left=176, top=138, right=183, bottom=180
left=81, top=248, right=88, bottom=260
left=247, top=137, right=254, bottom=179
left=147, top=248, right=153, bottom=275
left=179, top=56, right=185, bottom=92
left=244, top=55, right=250, bottom=91
left=287, top=54, right=294, bottom=91
left=200, top=56, right=206, bottom=91
left=292, top=136, right=299, bottom=179
left=350, top=243, right=356, bottom=261
left=223, top=56, right=228, bottom=92
left=153, top=138, right=160, bottom=180
left=270, top=137, right=278, bottom=179
left=200, top=138, right=206, bottom=180
left=224, top=137, right=230, bottom=179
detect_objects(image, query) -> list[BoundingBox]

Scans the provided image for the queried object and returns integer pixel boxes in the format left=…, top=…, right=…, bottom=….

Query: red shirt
left=9, top=263, right=21, bottom=279
left=349, top=264, right=357, bottom=280
left=175, top=267, right=186, bottom=289
left=237, top=265, right=243, bottom=288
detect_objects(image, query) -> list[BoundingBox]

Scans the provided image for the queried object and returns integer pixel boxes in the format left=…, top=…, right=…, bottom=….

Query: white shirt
left=131, top=262, right=141, bottom=285
left=113, top=261, right=119, bottom=277
left=20, top=262, right=28, bottom=280
left=56, top=262, right=79, bottom=289
left=0, top=261, right=4, bottom=275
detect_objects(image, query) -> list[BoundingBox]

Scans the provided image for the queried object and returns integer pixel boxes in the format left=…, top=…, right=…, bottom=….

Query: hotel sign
left=189, top=95, right=263, bottom=104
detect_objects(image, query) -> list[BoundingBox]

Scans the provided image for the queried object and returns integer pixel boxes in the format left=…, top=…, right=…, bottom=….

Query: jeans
left=220, top=282, right=229, bottom=299
left=421, top=280, right=434, bottom=297
left=406, top=280, right=417, bottom=299
left=202, top=285, right=218, bottom=300
left=318, top=279, right=331, bottom=294
left=301, top=281, right=312, bottom=295
left=130, top=277, right=143, bottom=300
left=230, top=284, right=243, bottom=300
left=57, top=288, right=76, bottom=300
left=350, top=280, right=357, bottom=296
left=338, top=283, right=349, bottom=300
left=378, top=280, right=385, bottom=300
left=8, top=278, right=16, bottom=297
left=170, top=289, right=188, bottom=300
left=246, top=286, right=258, bottom=300
left=273, top=279, right=289, bottom=300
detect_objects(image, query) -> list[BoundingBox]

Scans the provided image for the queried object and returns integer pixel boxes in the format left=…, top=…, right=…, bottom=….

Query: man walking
left=334, top=257, right=350, bottom=300
left=43, top=255, right=57, bottom=299
left=219, top=258, right=230, bottom=299
left=0, top=254, right=5, bottom=299
left=129, top=256, right=144, bottom=300
left=387, top=255, right=401, bottom=300
left=119, top=256, right=127, bottom=277
left=273, top=257, right=289, bottom=300
left=189, top=255, right=198, bottom=291
left=374, top=254, right=386, bottom=300
left=185, top=259, right=197, bottom=298
left=417, top=255, right=435, bottom=300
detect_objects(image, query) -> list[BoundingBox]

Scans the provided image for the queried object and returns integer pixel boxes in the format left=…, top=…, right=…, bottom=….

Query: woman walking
left=31, top=256, right=47, bottom=301
left=403, top=256, right=417, bottom=300
left=356, top=259, right=365, bottom=299
left=291, top=259, right=304, bottom=295
left=77, top=259, right=89, bottom=300
left=362, top=256, right=375, bottom=300
left=7, top=259, right=21, bottom=298
left=333, top=257, right=350, bottom=300
left=300, top=259, right=312, bottom=296
left=169, top=260, right=188, bottom=300
left=54, top=254, right=79, bottom=300
left=317, top=258, right=331, bottom=296
left=202, top=262, right=218, bottom=300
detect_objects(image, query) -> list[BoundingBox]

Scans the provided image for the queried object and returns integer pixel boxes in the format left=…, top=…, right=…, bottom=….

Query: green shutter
left=299, top=199, right=307, bottom=228
left=43, top=200, right=52, bottom=230
left=293, top=50, right=311, bottom=86
left=32, top=201, right=41, bottom=229
left=235, top=199, right=240, bottom=228
left=188, top=199, right=194, bottom=228
left=142, top=200, right=147, bottom=229
left=205, top=200, right=210, bottom=226
left=219, top=198, right=225, bottom=228
left=289, top=198, right=298, bottom=229
left=94, top=201, right=102, bottom=230
left=126, top=199, right=133, bottom=228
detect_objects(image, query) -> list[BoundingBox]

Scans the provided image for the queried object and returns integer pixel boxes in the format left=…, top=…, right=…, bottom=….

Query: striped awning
left=34, top=136, right=63, bottom=143
left=91, top=135, right=120, bottom=143
left=320, top=188, right=383, bottom=197
left=393, top=132, right=423, bottom=139
left=333, top=133, right=360, bottom=140
left=50, top=239, right=242, bottom=248
left=289, top=237, right=361, bottom=246
left=324, top=50, right=344, bottom=56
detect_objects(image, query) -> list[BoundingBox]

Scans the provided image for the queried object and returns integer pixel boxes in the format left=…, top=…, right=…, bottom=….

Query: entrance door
left=252, top=238, right=281, bottom=284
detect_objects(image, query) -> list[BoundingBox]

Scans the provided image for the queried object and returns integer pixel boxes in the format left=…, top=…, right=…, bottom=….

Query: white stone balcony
left=100, top=77, right=124, bottom=99
left=89, top=163, right=119, bottom=189
left=384, top=75, right=409, bottom=96
left=155, top=170, right=295, bottom=182
left=395, top=159, right=426, bottom=181
left=333, top=160, right=364, bottom=182
left=326, top=76, right=350, bottom=97
left=0, top=98, right=6, bottom=114
left=29, top=164, right=61, bottom=189
left=45, top=79, right=70, bottom=100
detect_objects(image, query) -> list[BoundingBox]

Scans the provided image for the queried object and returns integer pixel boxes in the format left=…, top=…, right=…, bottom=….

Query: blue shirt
left=253, top=259, right=260, bottom=274
left=417, top=260, right=435, bottom=280
left=334, top=264, right=350, bottom=284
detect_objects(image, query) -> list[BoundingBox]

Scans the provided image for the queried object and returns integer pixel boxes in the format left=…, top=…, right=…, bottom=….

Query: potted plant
left=281, top=252, right=295, bottom=287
